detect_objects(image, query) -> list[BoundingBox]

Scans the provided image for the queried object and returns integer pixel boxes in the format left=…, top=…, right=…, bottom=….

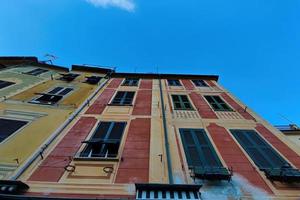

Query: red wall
left=221, top=93, right=255, bottom=120
left=139, top=79, right=153, bottom=90
left=189, top=92, right=218, bottom=119
left=107, top=78, right=123, bottom=88
left=85, top=89, right=115, bottom=114
left=207, top=123, right=273, bottom=193
left=132, top=90, right=152, bottom=116
left=181, top=80, right=195, bottom=90
left=115, top=118, right=151, bottom=183
left=29, top=117, right=97, bottom=182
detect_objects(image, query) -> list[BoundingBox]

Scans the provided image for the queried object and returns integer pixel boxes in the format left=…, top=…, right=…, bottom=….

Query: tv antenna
left=43, top=54, right=58, bottom=64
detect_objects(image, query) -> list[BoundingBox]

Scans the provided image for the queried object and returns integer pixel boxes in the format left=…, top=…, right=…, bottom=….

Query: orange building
left=1, top=57, right=300, bottom=199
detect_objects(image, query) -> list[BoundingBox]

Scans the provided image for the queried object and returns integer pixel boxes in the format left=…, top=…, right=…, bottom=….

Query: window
left=59, top=73, right=79, bottom=82
left=167, top=79, right=181, bottom=86
left=179, top=128, right=231, bottom=180
left=122, top=78, right=139, bottom=86
left=30, top=87, right=73, bottom=105
left=24, top=68, right=48, bottom=76
left=80, top=121, right=126, bottom=158
left=171, top=95, right=193, bottom=110
left=111, top=91, right=135, bottom=106
left=85, top=76, right=101, bottom=85
left=204, top=95, right=232, bottom=111
left=0, top=118, right=28, bottom=143
left=231, top=130, right=288, bottom=170
left=192, top=80, right=208, bottom=87
left=0, top=80, right=15, bottom=90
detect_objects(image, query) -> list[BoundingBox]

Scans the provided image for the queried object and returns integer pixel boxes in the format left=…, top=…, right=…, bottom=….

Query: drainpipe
left=159, top=78, right=174, bottom=184
left=10, top=75, right=111, bottom=180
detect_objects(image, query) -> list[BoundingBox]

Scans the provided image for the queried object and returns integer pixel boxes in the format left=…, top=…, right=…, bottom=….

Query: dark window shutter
left=0, top=119, right=28, bottom=142
left=230, top=129, right=288, bottom=170
left=179, top=128, right=222, bottom=168
left=0, top=80, right=15, bottom=89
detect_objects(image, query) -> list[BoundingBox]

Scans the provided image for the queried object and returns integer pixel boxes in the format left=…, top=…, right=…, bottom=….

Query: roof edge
left=111, top=72, right=219, bottom=81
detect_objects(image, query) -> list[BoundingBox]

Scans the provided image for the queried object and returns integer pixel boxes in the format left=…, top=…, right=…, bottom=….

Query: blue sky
left=0, top=0, right=299, bottom=126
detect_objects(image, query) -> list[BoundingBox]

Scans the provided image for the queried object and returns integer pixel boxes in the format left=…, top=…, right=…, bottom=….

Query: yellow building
left=0, top=57, right=113, bottom=180
left=1, top=57, right=300, bottom=199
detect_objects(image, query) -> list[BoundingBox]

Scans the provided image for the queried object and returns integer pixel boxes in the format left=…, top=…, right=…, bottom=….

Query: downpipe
left=159, top=78, right=174, bottom=184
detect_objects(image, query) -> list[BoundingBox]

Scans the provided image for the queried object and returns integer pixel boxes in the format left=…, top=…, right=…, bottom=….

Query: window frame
left=29, top=86, right=74, bottom=105
left=0, top=80, right=15, bottom=90
left=192, top=79, right=208, bottom=87
left=171, top=94, right=194, bottom=110
left=204, top=95, right=233, bottom=112
left=0, top=117, right=30, bottom=144
left=109, top=91, right=135, bottom=106
left=167, top=79, right=182, bottom=87
left=122, top=78, right=140, bottom=87
left=78, top=121, right=127, bottom=160
left=24, top=68, right=49, bottom=76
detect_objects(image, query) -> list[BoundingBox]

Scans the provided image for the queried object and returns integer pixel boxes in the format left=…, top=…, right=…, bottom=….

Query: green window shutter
left=172, top=95, right=193, bottom=110
left=230, top=129, right=288, bottom=170
left=179, top=128, right=231, bottom=180
left=180, top=129, right=223, bottom=168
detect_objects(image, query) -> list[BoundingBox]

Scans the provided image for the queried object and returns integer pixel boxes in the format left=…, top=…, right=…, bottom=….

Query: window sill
left=214, top=110, right=235, bottom=112
left=73, top=157, right=120, bottom=162
left=174, top=108, right=195, bottom=111
left=107, top=104, right=133, bottom=106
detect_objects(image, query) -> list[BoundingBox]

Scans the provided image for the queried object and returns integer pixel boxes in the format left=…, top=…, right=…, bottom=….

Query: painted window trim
left=122, top=78, right=140, bottom=87
left=204, top=95, right=234, bottom=112
left=191, top=79, right=209, bottom=87
left=109, top=91, right=135, bottom=106
left=171, top=94, right=194, bottom=111
left=167, top=79, right=182, bottom=87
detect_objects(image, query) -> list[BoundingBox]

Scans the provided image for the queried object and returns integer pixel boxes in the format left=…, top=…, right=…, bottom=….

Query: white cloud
left=85, top=0, right=135, bottom=12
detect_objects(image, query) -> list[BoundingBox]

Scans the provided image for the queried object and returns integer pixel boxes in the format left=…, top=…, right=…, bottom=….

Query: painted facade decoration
left=1, top=57, right=300, bottom=199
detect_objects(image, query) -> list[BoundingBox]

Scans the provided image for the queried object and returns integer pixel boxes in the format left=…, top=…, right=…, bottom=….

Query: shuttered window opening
left=230, top=129, right=300, bottom=183
left=122, top=78, right=139, bottom=86
left=168, top=79, right=182, bottom=86
left=30, top=87, right=73, bottom=105
left=171, top=95, right=193, bottom=110
left=0, top=118, right=28, bottom=143
left=135, top=184, right=202, bottom=200
left=204, top=95, right=233, bottom=112
left=80, top=121, right=126, bottom=158
left=180, top=128, right=232, bottom=181
left=111, top=91, right=135, bottom=105
left=0, top=80, right=15, bottom=90
left=192, top=80, right=208, bottom=87
left=85, top=76, right=102, bottom=85
left=24, top=68, right=48, bottom=76
left=59, top=73, right=79, bottom=82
